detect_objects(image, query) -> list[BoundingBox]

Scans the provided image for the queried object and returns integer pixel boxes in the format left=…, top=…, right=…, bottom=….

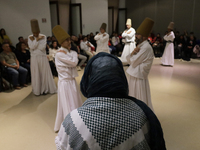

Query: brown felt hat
left=136, top=17, right=154, bottom=37
left=52, top=25, right=70, bottom=45
left=100, top=23, right=107, bottom=31
left=30, top=19, right=40, bottom=33
left=168, top=22, right=174, bottom=30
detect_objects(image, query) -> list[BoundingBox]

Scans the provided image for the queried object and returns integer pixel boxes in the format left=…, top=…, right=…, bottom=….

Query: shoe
left=76, top=66, right=82, bottom=71
left=23, top=84, right=28, bottom=87
left=14, top=86, right=21, bottom=90
left=42, top=92, right=47, bottom=95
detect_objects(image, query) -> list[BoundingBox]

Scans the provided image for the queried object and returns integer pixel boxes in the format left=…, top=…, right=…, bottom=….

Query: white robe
left=28, top=34, right=57, bottom=95
left=161, top=31, right=175, bottom=66
left=94, top=32, right=110, bottom=54
left=126, top=40, right=154, bottom=110
left=120, top=27, right=136, bottom=64
left=54, top=47, right=82, bottom=132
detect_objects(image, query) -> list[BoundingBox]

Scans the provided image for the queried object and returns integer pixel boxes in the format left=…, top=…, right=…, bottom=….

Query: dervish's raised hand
left=29, top=36, right=34, bottom=41
left=127, top=31, right=131, bottom=34
left=103, top=34, right=106, bottom=37
left=36, top=36, right=45, bottom=41
left=131, top=46, right=140, bottom=56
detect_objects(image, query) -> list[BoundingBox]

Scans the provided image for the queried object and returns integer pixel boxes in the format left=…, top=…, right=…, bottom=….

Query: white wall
left=71, top=0, right=108, bottom=35
left=58, top=0, right=70, bottom=33
left=0, top=0, right=52, bottom=46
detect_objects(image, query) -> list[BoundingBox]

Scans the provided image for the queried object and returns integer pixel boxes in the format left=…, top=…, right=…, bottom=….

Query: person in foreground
left=126, top=17, right=155, bottom=111
left=52, top=25, right=83, bottom=132
left=55, top=52, right=166, bottom=150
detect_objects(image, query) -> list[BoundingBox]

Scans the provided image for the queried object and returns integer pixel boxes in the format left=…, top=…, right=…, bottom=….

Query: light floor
left=0, top=58, right=200, bottom=150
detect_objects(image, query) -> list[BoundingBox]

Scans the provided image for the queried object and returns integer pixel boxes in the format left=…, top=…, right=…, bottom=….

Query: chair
left=0, top=63, right=12, bottom=89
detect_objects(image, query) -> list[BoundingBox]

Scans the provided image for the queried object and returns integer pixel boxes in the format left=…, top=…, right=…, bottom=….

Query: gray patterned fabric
left=60, top=97, right=150, bottom=150
left=62, top=115, right=90, bottom=150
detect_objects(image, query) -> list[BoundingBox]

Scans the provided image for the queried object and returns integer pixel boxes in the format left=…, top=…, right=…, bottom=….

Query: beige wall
left=108, top=0, right=119, bottom=32
left=71, top=0, right=108, bottom=35
left=0, top=0, right=52, bottom=46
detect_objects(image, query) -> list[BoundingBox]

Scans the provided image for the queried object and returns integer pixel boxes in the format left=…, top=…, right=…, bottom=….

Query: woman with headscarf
left=55, top=52, right=166, bottom=150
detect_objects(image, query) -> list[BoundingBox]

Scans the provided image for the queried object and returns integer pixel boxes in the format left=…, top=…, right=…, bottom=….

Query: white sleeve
left=38, top=36, right=47, bottom=50
left=80, top=42, right=88, bottom=51
left=56, top=51, right=78, bottom=67
left=128, top=47, right=150, bottom=68
left=126, top=28, right=135, bottom=39
left=164, top=33, right=174, bottom=41
left=100, top=34, right=109, bottom=43
left=122, top=30, right=127, bottom=38
left=28, top=36, right=39, bottom=50
left=111, top=37, right=115, bottom=46
left=89, top=42, right=95, bottom=48
left=94, top=34, right=101, bottom=41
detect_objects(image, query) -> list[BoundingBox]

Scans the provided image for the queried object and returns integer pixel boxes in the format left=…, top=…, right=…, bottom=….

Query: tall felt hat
left=136, top=17, right=154, bottom=37
left=100, top=23, right=107, bottom=31
left=52, top=25, right=70, bottom=45
left=168, top=22, right=174, bottom=30
left=126, top=18, right=132, bottom=26
left=30, top=19, right=40, bottom=33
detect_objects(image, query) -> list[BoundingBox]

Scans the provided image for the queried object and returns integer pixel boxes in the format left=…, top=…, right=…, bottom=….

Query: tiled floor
left=0, top=58, right=200, bottom=150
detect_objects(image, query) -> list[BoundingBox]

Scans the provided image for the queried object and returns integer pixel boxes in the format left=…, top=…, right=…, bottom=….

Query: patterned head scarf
left=81, top=52, right=128, bottom=98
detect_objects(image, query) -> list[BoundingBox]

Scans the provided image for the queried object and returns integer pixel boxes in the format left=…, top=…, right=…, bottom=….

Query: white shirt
left=55, top=47, right=78, bottom=81
left=111, top=36, right=120, bottom=46
left=126, top=40, right=154, bottom=79
left=28, top=34, right=47, bottom=56
left=80, top=41, right=94, bottom=51
left=48, top=48, right=58, bottom=61
left=122, top=27, right=136, bottom=43
left=94, top=32, right=109, bottom=53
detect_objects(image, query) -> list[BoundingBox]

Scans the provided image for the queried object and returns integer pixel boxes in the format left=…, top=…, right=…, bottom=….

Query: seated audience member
left=16, top=36, right=24, bottom=51
left=111, top=32, right=122, bottom=55
left=24, top=38, right=30, bottom=50
left=152, top=33, right=163, bottom=57
left=90, top=32, right=96, bottom=48
left=51, top=36, right=57, bottom=41
left=47, top=36, right=52, bottom=46
left=55, top=52, right=166, bottom=150
left=175, top=34, right=186, bottom=59
left=108, top=38, right=117, bottom=54
left=48, top=40, right=59, bottom=76
left=0, top=42, right=28, bottom=89
left=78, top=34, right=83, bottom=45
left=3, top=39, right=16, bottom=53
left=0, top=28, right=12, bottom=44
left=80, top=36, right=96, bottom=60
left=16, top=42, right=31, bottom=75
left=193, top=41, right=200, bottom=58
left=71, top=35, right=87, bottom=71
left=184, top=35, right=196, bottom=61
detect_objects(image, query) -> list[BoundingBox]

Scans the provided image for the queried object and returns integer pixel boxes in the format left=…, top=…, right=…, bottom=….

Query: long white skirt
left=30, top=55, right=57, bottom=95
left=161, top=43, right=174, bottom=66
left=128, top=75, right=154, bottom=111
left=120, top=43, right=136, bottom=64
left=54, top=79, right=82, bottom=132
